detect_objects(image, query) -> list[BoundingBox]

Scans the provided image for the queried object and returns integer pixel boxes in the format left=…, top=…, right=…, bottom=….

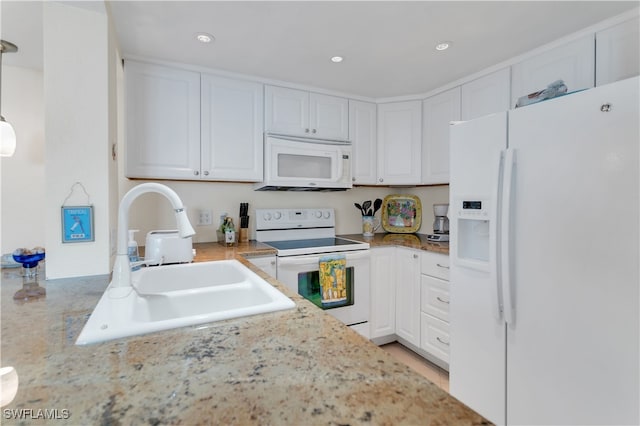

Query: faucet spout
left=110, top=183, right=195, bottom=298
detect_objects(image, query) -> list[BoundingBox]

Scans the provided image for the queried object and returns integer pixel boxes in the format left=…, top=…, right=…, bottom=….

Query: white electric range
left=255, top=208, right=371, bottom=338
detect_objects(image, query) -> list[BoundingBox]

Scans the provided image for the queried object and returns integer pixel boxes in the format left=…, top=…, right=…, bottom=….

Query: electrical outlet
left=198, top=209, right=213, bottom=226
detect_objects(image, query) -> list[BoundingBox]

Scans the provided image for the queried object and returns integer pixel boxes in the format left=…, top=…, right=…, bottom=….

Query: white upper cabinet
left=511, top=35, right=595, bottom=108
left=125, top=61, right=201, bottom=180
left=265, top=85, right=349, bottom=141
left=422, top=87, right=461, bottom=185
left=349, top=100, right=377, bottom=185
left=310, top=93, right=349, bottom=141
left=264, top=85, right=309, bottom=136
left=126, top=61, right=263, bottom=182
left=596, top=16, right=640, bottom=86
left=377, top=101, right=422, bottom=185
left=201, top=74, right=264, bottom=181
left=461, top=67, right=511, bottom=120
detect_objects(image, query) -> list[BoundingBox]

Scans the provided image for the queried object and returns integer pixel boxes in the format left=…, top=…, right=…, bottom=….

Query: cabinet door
left=421, top=274, right=450, bottom=322
left=309, top=93, right=349, bottom=141
left=422, top=87, right=460, bottom=184
left=349, top=100, right=377, bottom=185
left=596, top=17, right=640, bottom=86
left=125, top=61, right=201, bottom=179
left=511, top=35, right=595, bottom=108
left=421, top=251, right=450, bottom=280
left=201, top=75, right=264, bottom=181
left=377, top=101, right=422, bottom=185
left=420, top=313, right=450, bottom=365
left=395, top=247, right=421, bottom=346
left=264, top=85, right=309, bottom=137
left=370, top=247, right=396, bottom=339
left=461, top=67, right=511, bottom=120
left=247, top=255, right=277, bottom=278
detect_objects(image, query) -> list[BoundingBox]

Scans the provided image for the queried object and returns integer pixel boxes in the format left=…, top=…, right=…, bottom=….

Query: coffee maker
left=427, top=204, right=449, bottom=242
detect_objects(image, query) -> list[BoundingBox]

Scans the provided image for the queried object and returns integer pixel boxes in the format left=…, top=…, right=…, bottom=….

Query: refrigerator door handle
left=500, top=148, right=516, bottom=325
left=492, top=152, right=505, bottom=321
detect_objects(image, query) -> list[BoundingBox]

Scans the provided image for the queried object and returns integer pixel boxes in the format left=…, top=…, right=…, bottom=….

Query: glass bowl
left=12, top=252, right=45, bottom=268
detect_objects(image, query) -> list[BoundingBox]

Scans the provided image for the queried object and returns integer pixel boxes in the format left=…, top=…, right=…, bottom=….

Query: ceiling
left=2, top=1, right=638, bottom=99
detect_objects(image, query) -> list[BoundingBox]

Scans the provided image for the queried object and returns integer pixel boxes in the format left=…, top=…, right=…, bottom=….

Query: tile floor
left=380, top=342, right=450, bottom=392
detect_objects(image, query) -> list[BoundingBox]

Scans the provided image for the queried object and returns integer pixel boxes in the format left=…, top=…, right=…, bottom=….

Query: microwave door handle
left=336, top=149, right=344, bottom=181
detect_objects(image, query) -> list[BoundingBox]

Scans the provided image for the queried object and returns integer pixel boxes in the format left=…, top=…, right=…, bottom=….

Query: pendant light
left=0, top=40, right=18, bottom=157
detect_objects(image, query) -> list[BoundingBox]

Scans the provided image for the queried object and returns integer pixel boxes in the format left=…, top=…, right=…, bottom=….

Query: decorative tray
left=381, top=194, right=422, bottom=233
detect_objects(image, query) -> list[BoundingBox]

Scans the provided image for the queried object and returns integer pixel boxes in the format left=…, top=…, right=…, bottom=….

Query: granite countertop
left=0, top=240, right=483, bottom=425
left=339, top=233, right=449, bottom=254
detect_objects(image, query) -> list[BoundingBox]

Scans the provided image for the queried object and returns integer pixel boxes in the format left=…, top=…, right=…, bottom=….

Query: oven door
left=276, top=250, right=370, bottom=336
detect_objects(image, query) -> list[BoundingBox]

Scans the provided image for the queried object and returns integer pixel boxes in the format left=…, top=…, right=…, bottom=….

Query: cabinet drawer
left=421, top=251, right=449, bottom=280
left=420, top=275, right=449, bottom=321
left=420, top=313, right=450, bottom=364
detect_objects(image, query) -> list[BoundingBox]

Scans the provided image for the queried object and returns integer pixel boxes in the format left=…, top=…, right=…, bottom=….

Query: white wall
left=0, top=66, right=45, bottom=253
left=43, top=2, right=116, bottom=279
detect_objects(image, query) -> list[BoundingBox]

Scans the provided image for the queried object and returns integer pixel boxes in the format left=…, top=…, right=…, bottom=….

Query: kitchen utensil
left=362, top=200, right=372, bottom=216
left=373, top=198, right=382, bottom=216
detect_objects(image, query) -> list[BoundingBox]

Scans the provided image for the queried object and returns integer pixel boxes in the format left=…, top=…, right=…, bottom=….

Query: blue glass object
left=12, top=252, right=45, bottom=269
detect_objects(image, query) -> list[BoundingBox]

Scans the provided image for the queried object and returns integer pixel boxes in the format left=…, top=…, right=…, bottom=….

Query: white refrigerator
left=449, top=76, right=639, bottom=425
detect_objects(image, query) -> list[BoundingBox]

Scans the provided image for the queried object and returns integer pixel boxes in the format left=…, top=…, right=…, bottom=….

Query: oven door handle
left=277, top=250, right=370, bottom=265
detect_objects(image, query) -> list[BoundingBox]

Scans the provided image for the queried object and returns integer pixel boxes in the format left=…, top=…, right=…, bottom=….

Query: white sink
left=76, top=260, right=295, bottom=345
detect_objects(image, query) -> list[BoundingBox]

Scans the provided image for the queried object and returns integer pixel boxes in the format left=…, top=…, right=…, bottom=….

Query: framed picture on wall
left=61, top=206, right=94, bottom=243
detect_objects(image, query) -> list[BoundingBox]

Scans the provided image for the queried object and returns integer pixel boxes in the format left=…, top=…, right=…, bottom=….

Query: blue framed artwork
left=61, top=206, right=94, bottom=243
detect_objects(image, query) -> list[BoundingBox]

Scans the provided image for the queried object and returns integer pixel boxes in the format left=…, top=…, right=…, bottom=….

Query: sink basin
left=76, top=260, right=295, bottom=345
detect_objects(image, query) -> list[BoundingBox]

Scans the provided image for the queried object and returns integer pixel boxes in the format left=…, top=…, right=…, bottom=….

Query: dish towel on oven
left=319, top=254, right=347, bottom=307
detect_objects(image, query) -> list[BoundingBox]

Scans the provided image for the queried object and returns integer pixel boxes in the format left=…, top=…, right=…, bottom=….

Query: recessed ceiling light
left=195, top=33, right=214, bottom=44
left=435, top=41, right=452, bottom=51
left=331, top=56, right=344, bottom=63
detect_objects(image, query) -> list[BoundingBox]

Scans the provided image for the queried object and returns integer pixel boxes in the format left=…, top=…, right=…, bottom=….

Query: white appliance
left=144, top=230, right=194, bottom=265
left=449, top=77, right=639, bottom=425
left=254, top=135, right=352, bottom=191
left=255, top=208, right=370, bottom=337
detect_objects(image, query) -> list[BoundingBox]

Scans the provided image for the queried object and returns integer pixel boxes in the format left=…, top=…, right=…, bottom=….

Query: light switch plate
left=198, top=209, right=213, bottom=226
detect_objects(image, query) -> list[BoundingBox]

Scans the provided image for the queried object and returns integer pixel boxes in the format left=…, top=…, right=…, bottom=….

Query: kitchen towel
left=319, top=254, right=347, bottom=307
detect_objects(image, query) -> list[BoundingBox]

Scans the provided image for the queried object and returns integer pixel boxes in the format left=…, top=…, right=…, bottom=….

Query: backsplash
left=124, top=180, right=449, bottom=245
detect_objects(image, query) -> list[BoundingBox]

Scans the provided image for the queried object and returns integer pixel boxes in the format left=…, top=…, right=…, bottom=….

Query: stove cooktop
left=263, top=237, right=369, bottom=256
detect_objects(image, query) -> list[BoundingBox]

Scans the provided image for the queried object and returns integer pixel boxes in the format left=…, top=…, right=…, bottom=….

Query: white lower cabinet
left=395, top=247, right=421, bottom=346
left=370, top=246, right=451, bottom=369
left=420, top=314, right=450, bottom=364
left=420, top=251, right=450, bottom=369
left=246, top=255, right=277, bottom=278
left=370, top=247, right=396, bottom=339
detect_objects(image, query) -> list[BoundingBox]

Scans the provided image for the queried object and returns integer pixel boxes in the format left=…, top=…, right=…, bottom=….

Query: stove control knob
left=273, top=211, right=282, bottom=220
left=314, top=210, right=323, bottom=218
left=323, top=211, right=331, bottom=219
left=263, top=212, right=272, bottom=221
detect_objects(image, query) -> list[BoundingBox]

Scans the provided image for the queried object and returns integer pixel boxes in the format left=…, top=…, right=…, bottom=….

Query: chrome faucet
left=109, top=183, right=195, bottom=298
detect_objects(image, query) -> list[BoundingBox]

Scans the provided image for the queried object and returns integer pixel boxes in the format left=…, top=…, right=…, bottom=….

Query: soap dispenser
left=128, top=229, right=140, bottom=271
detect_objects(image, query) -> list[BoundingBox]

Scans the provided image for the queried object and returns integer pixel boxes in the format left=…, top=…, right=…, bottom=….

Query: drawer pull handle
left=436, top=337, right=450, bottom=346
left=436, top=263, right=449, bottom=269
left=436, top=296, right=450, bottom=304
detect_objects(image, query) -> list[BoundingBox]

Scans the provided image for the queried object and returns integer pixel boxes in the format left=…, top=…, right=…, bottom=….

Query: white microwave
left=254, top=135, right=352, bottom=191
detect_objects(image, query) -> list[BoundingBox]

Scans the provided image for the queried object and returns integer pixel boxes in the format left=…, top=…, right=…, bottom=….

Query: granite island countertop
left=0, top=241, right=484, bottom=425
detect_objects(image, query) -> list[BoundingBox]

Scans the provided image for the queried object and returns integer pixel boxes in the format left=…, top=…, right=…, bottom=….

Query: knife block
left=239, top=228, right=249, bottom=243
